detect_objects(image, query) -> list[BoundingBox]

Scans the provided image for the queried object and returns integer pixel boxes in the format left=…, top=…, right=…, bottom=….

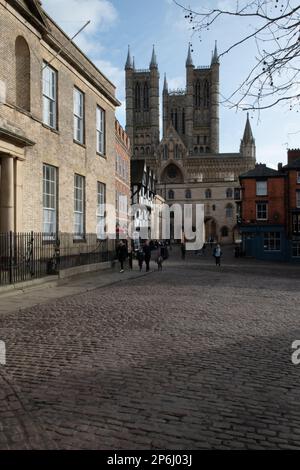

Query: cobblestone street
left=1, top=248, right=300, bottom=450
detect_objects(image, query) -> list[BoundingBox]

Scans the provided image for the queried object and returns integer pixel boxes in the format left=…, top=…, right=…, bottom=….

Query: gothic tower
left=162, top=42, right=220, bottom=155
left=240, top=113, right=256, bottom=160
left=125, top=45, right=160, bottom=160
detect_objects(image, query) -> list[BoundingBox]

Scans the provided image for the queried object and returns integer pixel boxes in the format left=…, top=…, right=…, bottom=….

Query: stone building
left=0, top=0, right=120, bottom=242
left=125, top=44, right=256, bottom=243
left=115, top=119, right=131, bottom=239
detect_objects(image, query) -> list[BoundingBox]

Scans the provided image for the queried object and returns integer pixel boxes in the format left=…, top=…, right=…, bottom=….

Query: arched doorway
left=205, top=217, right=217, bottom=242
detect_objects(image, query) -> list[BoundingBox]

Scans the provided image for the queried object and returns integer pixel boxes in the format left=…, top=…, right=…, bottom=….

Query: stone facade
left=0, top=0, right=119, bottom=239
left=115, top=119, right=131, bottom=239
left=125, top=44, right=256, bottom=243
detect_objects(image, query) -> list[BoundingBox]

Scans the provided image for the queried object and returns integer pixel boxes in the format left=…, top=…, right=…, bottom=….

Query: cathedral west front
left=125, top=44, right=256, bottom=243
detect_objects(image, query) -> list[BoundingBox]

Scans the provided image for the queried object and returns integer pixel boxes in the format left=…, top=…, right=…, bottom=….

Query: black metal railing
left=0, top=232, right=115, bottom=286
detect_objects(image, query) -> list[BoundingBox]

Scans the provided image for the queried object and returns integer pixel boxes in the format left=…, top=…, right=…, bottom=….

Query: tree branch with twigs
left=173, top=0, right=300, bottom=112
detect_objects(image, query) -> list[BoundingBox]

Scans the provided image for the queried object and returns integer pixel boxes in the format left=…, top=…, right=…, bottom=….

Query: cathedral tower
left=125, top=46, right=160, bottom=160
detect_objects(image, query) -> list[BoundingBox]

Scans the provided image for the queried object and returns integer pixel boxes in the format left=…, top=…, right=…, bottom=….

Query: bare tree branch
left=173, top=0, right=300, bottom=112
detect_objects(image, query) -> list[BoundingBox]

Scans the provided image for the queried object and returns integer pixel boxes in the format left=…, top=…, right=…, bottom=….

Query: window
left=256, top=180, right=267, bottom=196
left=143, top=82, right=149, bottom=110
left=205, top=189, right=211, bottom=199
left=96, top=106, right=105, bottom=155
left=73, top=88, right=84, bottom=143
left=292, top=242, right=300, bottom=258
left=203, top=80, right=210, bottom=108
left=97, top=182, right=106, bottom=239
left=194, top=80, right=201, bottom=108
left=175, top=144, right=180, bottom=160
left=185, top=189, right=192, bottom=199
left=43, top=164, right=57, bottom=236
left=296, top=190, right=300, bottom=208
left=256, top=202, right=268, bottom=220
left=168, top=189, right=174, bottom=200
left=292, top=214, right=300, bottom=233
left=234, top=188, right=241, bottom=200
left=163, top=144, right=168, bottom=160
left=264, top=232, right=281, bottom=251
left=135, top=82, right=141, bottom=111
left=226, top=204, right=233, bottom=218
left=15, top=36, right=30, bottom=111
left=297, top=172, right=300, bottom=184
left=226, top=188, right=233, bottom=198
left=74, top=174, right=85, bottom=238
left=42, top=62, right=57, bottom=129
left=221, top=226, right=229, bottom=237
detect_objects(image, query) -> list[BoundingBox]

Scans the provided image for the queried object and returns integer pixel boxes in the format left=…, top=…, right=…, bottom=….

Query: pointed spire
left=150, top=45, right=158, bottom=69
left=242, top=113, right=255, bottom=144
left=211, top=41, right=219, bottom=65
left=132, top=56, right=135, bottom=70
left=125, top=45, right=133, bottom=70
left=163, top=73, right=168, bottom=93
left=186, top=43, right=193, bottom=67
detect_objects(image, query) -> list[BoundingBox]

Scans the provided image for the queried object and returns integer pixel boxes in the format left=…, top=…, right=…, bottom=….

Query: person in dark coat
left=116, top=241, right=128, bottom=273
left=137, top=247, right=144, bottom=271
left=143, top=240, right=152, bottom=272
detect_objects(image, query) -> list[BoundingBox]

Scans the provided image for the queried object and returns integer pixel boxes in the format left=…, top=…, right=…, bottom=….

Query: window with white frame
left=43, top=164, right=57, bottom=235
left=97, top=182, right=106, bottom=239
left=73, top=88, right=84, bottom=143
left=74, top=174, right=85, bottom=238
left=96, top=106, right=105, bottom=155
left=263, top=232, right=281, bottom=251
left=296, top=190, right=300, bottom=208
left=256, top=180, right=268, bottom=196
left=292, top=241, right=300, bottom=258
left=292, top=214, right=300, bottom=233
left=256, top=202, right=268, bottom=220
left=42, top=63, right=57, bottom=129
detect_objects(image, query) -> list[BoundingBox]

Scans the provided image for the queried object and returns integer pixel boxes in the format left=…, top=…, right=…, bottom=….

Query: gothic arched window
left=162, top=144, right=168, bottom=160
left=171, top=108, right=178, bottom=131
left=205, top=189, right=212, bottom=199
left=143, top=82, right=149, bottom=110
left=226, top=188, right=233, bottom=198
left=168, top=189, right=174, bottom=200
left=182, top=109, right=185, bottom=134
left=15, top=36, right=30, bottom=111
left=226, top=204, right=233, bottom=218
left=135, top=82, right=141, bottom=111
left=194, top=80, right=201, bottom=108
left=203, top=80, right=210, bottom=108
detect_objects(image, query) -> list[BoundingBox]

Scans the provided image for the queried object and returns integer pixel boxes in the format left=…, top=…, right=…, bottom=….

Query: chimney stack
left=288, top=148, right=300, bottom=164
left=278, top=162, right=283, bottom=172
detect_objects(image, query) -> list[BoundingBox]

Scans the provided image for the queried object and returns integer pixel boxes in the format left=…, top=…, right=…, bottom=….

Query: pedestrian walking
left=213, top=243, right=222, bottom=267
left=137, top=247, right=144, bottom=271
left=156, top=242, right=164, bottom=271
left=143, top=240, right=152, bottom=272
left=116, top=241, right=128, bottom=273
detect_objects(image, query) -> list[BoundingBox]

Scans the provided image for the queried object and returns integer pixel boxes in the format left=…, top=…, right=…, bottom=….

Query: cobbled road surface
left=1, top=250, right=300, bottom=450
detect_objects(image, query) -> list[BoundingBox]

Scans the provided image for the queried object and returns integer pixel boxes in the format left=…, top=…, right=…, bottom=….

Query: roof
left=131, top=160, right=146, bottom=184
left=239, top=164, right=283, bottom=179
left=283, top=157, right=300, bottom=170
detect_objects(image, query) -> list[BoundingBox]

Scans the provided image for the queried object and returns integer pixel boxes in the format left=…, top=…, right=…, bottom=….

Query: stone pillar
left=0, top=154, right=14, bottom=232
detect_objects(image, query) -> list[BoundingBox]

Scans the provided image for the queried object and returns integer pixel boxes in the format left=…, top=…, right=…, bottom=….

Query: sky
left=42, top=0, right=300, bottom=167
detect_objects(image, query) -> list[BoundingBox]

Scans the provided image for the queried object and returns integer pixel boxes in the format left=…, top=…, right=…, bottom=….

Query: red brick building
left=238, top=149, right=300, bottom=261
left=115, top=120, right=131, bottom=240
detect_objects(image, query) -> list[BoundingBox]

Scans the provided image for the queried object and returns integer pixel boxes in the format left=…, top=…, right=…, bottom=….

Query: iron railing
left=0, top=232, right=115, bottom=286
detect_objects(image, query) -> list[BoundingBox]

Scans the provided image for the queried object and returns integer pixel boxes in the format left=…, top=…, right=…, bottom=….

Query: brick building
left=0, top=0, right=120, bottom=242
left=115, top=119, right=131, bottom=239
left=238, top=149, right=300, bottom=261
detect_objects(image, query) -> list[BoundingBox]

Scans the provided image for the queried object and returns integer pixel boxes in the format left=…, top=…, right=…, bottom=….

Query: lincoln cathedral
left=125, top=44, right=256, bottom=242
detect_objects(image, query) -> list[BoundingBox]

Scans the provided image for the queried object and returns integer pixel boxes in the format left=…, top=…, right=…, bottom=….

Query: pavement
left=0, top=246, right=300, bottom=449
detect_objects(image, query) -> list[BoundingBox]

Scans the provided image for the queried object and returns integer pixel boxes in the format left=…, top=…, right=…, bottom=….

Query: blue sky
left=42, top=0, right=299, bottom=167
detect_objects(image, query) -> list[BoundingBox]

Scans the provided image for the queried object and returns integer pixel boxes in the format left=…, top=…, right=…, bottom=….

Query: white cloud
left=42, top=0, right=118, bottom=34
left=94, top=59, right=124, bottom=97
left=168, top=76, right=186, bottom=90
